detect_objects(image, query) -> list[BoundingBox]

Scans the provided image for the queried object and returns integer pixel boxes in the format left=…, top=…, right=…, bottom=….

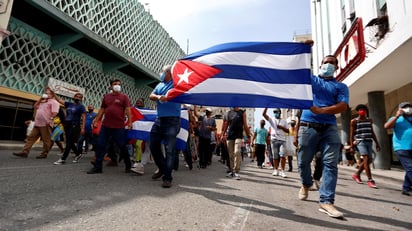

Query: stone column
left=368, top=91, right=391, bottom=169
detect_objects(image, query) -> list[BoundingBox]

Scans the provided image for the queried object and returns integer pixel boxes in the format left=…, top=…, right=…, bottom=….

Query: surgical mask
left=112, top=85, right=121, bottom=92
left=402, top=107, right=412, bottom=114
left=74, top=99, right=80, bottom=103
left=273, top=112, right=280, bottom=118
left=319, top=63, right=335, bottom=77
left=88, top=109, right=94, bottom=112
left=160, top=72, right=166, bottom=82
left=42, top=94, right=48, bottom=99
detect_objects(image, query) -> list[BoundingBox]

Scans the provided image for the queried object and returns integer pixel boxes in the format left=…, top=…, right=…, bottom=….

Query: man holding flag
left=149, top=65, right=181, bottom=188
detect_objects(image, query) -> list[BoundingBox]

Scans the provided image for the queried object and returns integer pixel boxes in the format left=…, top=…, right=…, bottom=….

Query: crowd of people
left=11, top=53, right=412, bottom=220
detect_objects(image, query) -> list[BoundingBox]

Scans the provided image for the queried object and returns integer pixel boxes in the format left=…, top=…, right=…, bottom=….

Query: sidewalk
left=337, top=161, right=405, bottom=185
left=0, top=140, right=406, bottom=184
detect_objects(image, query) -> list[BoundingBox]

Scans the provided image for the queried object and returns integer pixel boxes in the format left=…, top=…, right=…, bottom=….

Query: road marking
left=224, top=201, right=253, bottom=231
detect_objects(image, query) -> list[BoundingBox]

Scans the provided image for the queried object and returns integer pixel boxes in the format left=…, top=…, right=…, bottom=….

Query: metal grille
left=47, top=0, right=185, bottom=73
left=0, top=19, right=154, bottom=108
left=1, top=0, right=187, bottom=108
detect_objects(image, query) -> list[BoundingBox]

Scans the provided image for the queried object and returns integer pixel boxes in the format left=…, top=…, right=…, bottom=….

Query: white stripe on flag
left=187, top=78, right=312, bottom=100
left=193, top=52, right=311, bottom=70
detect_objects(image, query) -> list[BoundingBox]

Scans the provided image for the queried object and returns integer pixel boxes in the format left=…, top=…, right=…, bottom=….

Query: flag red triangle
left=166, top=60, right=221, bottom=100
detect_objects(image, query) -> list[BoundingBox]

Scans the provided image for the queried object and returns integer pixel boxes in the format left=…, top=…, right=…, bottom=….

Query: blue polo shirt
left=153, top=80, right=181, bottom=117
left=301, top=75, right=349, bottom=125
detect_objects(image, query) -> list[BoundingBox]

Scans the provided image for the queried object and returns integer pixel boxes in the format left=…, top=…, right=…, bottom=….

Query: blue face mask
left=273, top=112, right=280, bottom=118
left=160, top=72, right=166, bottom=82
left=319, top=63, right=335, bottom=77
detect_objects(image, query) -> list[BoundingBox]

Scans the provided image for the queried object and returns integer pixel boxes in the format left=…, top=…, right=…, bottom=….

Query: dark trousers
left=254, top=144, right=266, bottom=167
left=95, top=126, right=131, bottom=170
left=62, top=123, right=81, bottom=160
left=183, top=136, right=193, bottom=169
left=198, top=137, right=211, bottom=167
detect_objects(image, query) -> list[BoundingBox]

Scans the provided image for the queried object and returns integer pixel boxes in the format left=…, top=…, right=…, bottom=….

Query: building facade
left=310, top=0, right=412, bottom=168
left=0, top=0, right=185, bottom=141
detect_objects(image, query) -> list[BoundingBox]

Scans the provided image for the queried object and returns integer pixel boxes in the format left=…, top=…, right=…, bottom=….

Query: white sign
left=47, top=77, right=85, bottom=98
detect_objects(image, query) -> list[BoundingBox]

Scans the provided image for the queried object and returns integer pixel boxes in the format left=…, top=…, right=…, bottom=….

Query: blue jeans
left=395, top=150, right=412, bottom=192
left=297, top=125, right=341, bottom=204
left=150, top=117, right=180, bottom=182
left=95, top=126, right=131, bottom=170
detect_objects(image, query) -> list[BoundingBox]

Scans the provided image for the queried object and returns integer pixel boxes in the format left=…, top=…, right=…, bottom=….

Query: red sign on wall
left=334, top=18, right=366, bottom=82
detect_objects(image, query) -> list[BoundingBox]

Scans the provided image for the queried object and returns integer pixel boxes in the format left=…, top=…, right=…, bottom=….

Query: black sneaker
left=73, top=154, right=84, bottom=163
left=13, top=152, right=28, bottom=158
left=162, top=181, right=172, bottom=188
left=151, top=171, right=163, bottom=180
left=87, top=167, right=102, bottom=174
left=402, top=191, right=410, bottom=196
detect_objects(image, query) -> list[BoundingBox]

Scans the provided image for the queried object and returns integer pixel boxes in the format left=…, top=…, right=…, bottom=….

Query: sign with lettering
left=47, top=78, right=85, bottom=98
left=334, top=18, right=366, bottom=82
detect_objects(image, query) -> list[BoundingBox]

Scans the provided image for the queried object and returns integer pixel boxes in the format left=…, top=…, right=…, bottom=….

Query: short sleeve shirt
left=254, top=127, right=268, bottom=145
left=153, top=80, right=181, bottom=117
left=34, top=99, right=60, bottom=127
left=267, top=117, right=288, bottom=141
left=101, top=93, right=131, bottom=128
left=391, top=115, right=412, bottom=151
left=301, top=75, right=349, bottom=125
left=64, top=101, right=86, bottom=125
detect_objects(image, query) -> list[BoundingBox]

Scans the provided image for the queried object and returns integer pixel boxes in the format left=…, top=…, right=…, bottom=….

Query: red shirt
left=101, top=93, right=130, bottom=128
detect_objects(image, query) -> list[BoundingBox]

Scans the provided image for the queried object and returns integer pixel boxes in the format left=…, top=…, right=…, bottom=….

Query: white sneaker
left=131, top=163, right=144, bottom=175
left=272, top=169, right=279, bottom=176
left=54, top=159, right=65, bottom=165
left=280, top=171, right=287, bottom=178
left=319, top=204, right=344, bottom=218
left=72, top=154, right=83, bottom=163
left=233, top=173, right=241, bottom=180
left=269, top=166, right=274, bottom=170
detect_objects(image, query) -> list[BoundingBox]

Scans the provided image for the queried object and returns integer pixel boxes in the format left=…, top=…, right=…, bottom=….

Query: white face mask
left=112, top=85, right=121, bottom=92
left=402, top=107, right=412, bottom=114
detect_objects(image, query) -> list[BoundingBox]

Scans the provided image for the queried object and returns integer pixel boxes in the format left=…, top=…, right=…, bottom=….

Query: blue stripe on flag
left=184, top=42, right=312, bottom=59
left=211, top=65, right=311, bottom=84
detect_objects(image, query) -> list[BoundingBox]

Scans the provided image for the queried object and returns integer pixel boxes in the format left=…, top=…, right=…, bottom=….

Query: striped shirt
left=354, top=118, right=373, bottom=141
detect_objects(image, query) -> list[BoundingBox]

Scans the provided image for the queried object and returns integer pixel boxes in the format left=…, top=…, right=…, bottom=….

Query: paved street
left=0, top=144, right=411, bottom=231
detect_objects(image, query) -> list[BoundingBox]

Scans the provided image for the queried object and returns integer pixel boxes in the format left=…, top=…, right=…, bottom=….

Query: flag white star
left=177, top=68, right=193, bottom=85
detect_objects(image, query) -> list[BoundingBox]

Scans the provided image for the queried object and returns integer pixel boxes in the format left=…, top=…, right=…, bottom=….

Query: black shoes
left=151, top=171, right=163, bottom=180
left=13, top=152, right=28, bottom=158
left=87, top=167, right=102, bottom=174
left=162, top=181, right=172, bottom=188
left=401, top=191, right=410, bottom=196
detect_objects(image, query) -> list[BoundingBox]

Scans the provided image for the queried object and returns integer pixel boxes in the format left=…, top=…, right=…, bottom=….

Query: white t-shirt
left=268, top=117, right=288, bottom=141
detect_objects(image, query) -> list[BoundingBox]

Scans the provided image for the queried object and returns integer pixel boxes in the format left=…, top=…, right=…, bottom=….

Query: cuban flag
left=166, top=42, right=313, bottom=109
left=127, top=107, right=189, bottom=151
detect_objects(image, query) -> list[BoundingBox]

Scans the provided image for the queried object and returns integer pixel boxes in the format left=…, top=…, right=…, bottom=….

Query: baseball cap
left=205, top=108, right=212, bottom=112
left=399, top=101, right=412, bottom=108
